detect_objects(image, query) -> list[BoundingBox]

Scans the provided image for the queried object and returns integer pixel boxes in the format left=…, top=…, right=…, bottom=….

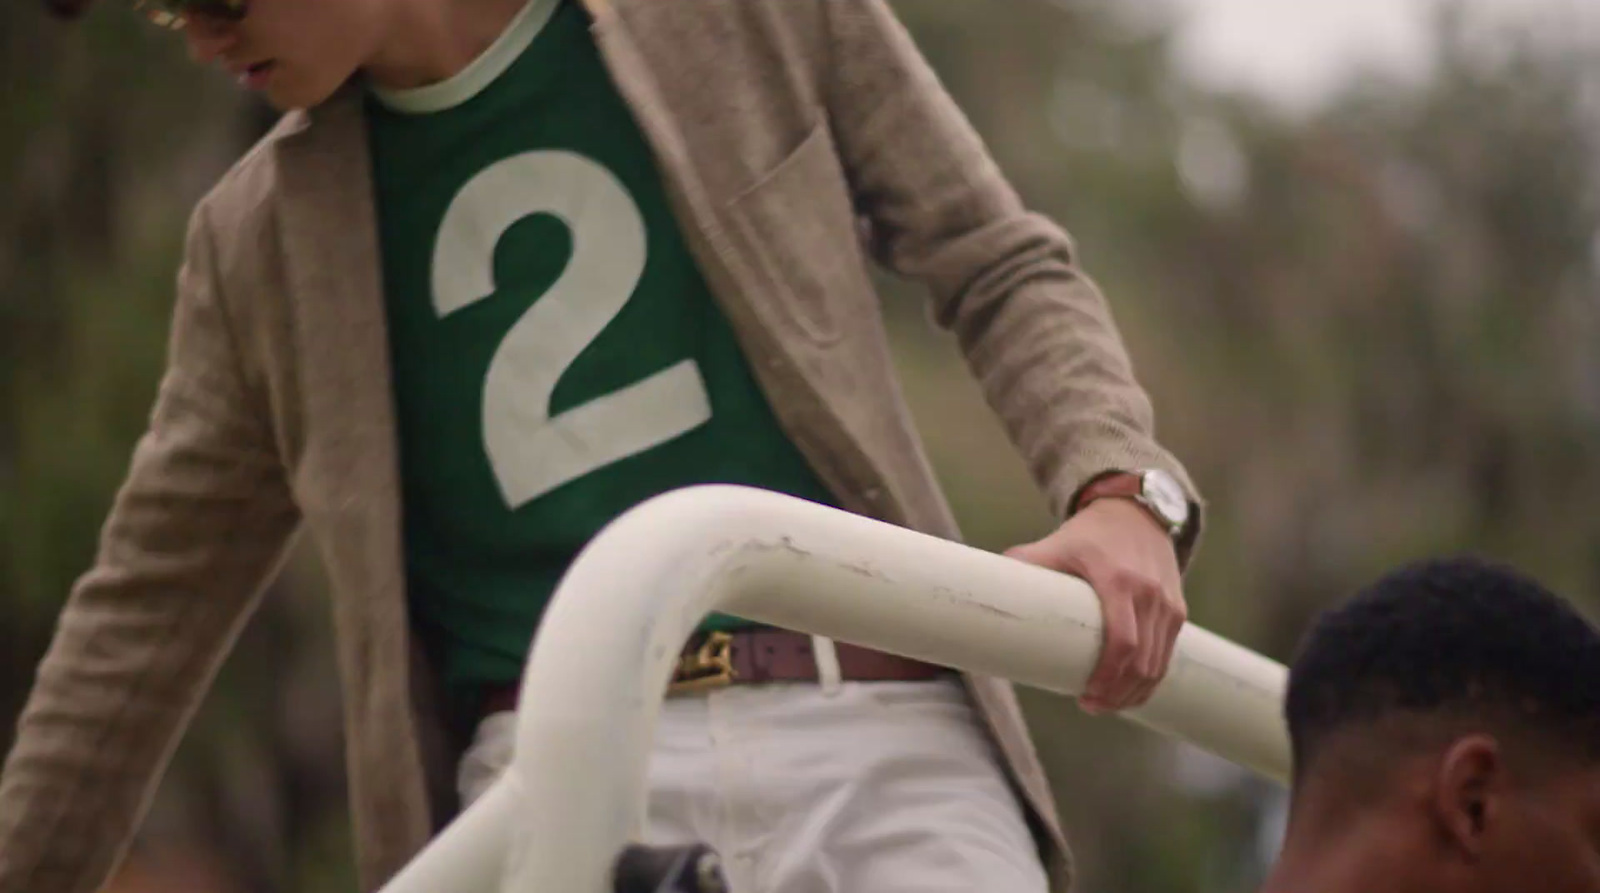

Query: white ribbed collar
left=370, top=0, right=561, bottom=114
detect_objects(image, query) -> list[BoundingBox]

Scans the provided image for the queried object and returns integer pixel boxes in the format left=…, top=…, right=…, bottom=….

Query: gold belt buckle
left=668, top=631, right=737, bottom=695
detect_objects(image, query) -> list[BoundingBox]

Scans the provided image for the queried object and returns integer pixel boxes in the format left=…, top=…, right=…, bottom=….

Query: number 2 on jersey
left=431, top=150, right=712, bottom=509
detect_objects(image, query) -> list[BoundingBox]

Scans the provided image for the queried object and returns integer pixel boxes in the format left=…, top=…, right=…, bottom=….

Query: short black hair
left=1285, top=556, right=1600, bottom=779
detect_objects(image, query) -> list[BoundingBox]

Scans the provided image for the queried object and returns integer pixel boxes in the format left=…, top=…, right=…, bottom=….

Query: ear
left=1433, top=735, right=1504, bottom=860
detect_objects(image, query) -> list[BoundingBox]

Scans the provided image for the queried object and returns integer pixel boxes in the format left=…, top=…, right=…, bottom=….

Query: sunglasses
left=132, top=0, right=246, bottom=28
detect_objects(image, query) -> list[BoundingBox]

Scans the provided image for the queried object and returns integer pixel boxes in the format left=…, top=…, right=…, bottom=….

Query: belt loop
left=812, top=635, right=843, bottom=696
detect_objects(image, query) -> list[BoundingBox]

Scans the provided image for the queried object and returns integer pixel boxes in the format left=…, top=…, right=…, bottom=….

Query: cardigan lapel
left=271, top=86, right=439, bottom=870
left=271, top=88, right=404, bottom=528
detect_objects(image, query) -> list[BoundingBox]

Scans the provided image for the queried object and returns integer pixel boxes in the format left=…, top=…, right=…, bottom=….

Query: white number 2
left=431, top=150, right=713, bottom=509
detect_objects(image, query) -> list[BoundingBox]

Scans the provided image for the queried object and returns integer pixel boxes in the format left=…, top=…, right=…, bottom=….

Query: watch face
left=1141, top=470, right=1189, bottom=527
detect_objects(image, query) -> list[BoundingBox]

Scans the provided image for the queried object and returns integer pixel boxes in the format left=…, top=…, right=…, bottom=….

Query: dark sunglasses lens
left=193, top=0, right=247, bottom=19
left=135, top=0, right=246, bottom=27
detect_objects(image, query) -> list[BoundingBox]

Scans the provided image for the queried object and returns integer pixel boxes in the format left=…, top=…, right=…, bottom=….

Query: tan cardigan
left=0, top=1, right=1201, bottom=890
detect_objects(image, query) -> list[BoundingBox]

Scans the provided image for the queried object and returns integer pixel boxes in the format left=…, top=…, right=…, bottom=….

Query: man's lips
left=230, top=60, right=277, bottom=89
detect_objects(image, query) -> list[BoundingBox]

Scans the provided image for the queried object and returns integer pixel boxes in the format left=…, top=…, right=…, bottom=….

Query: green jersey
left=365, top=0, right=837, bottom=696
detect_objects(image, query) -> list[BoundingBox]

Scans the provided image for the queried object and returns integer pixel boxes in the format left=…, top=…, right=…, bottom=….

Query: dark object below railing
left=613, top=843, right=730, bottom=893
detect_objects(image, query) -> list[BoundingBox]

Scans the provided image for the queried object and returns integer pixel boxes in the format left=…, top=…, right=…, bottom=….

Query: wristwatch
left=1073, top=469, right=1192, bottom=539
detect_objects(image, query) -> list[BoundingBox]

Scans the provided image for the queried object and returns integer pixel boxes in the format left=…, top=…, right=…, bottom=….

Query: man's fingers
left=1003, top=521, right=1185, bottom=714
left=1129, top=599, right=1185, bottom=708
left=1081, top=577, right=1140, bottom=712
left=1099, top=566, right=1164, bottom=709
left=1127, top=593, right=1169, bottom=708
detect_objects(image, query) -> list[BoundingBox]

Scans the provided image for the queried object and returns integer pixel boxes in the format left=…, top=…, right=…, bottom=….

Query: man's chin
left=258, top=92, right=311, bottom=113
left=257, top=78, right=345, bottom=113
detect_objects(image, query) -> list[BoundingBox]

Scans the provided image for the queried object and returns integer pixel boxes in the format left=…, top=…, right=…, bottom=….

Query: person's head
left=46, top=0, right=396, bottom=111
left=1279, top=556, right=1600, bottom=893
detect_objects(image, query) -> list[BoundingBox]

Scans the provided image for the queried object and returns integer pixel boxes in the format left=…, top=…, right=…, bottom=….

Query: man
left=1264, top=556, right=1600, bottom=893
left=1, top=0, right=1203, bottom=891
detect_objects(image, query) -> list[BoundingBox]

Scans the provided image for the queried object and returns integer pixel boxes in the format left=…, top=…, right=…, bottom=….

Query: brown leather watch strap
left=1073, top=471, right=1144, bottom=514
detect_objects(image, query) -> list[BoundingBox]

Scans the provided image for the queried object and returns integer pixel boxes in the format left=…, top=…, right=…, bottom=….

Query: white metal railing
left=379, top=484, right=1290, bottom=893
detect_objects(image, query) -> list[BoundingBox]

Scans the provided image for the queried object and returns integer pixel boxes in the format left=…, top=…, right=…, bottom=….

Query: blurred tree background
left=2, top=0, right=1598, bottom=891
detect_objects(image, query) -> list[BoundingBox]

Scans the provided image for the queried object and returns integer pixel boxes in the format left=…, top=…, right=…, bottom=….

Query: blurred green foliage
left=2, top=1, right=1597, bottom=891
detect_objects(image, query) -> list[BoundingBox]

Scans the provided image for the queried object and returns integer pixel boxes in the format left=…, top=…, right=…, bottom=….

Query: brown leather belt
left=479, top=628, right=948, bottom=717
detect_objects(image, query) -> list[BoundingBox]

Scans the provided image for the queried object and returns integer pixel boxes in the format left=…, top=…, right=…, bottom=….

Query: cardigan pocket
left=724, top=123, right=873, bottom=346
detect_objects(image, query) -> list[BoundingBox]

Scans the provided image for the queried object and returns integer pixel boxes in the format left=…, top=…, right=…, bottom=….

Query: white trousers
left=459, top=678, right=1049, bottom=893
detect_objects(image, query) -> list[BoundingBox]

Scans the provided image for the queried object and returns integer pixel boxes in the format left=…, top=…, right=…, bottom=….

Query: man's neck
left=362, top=0, right=532, bottom=91
left=1261, top=841, right=1370, bottom=893
left=1262, top=821, right=1432, bottom=893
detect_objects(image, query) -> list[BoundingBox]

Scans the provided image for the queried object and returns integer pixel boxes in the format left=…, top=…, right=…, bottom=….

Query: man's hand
left=1005, top=498, right=1185, bottom=715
